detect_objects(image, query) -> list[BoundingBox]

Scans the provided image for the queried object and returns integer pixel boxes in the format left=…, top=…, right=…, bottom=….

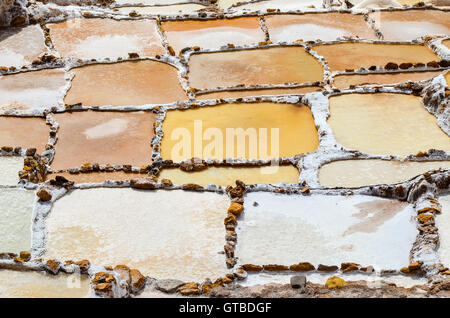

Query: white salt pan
left=0, top=156, right=23, bottom=185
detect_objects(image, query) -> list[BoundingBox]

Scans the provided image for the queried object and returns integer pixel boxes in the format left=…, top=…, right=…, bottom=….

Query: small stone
left=156, top=279, right=185, bottom=293
left=290, top=262, right=315, bottom=272
left=114, top=265, right=131, bottom=284
left=263, top=264, right=289, bottom=271
left=178, top=282, right=201, bottom=295
left=418, top=214, right=434, bottom=224
left=37, top=188, right=52, bottom=201
left=45, top=260, right=60, bottom=274
left=228, top=202, right=244, bottom=217
left=130, top=178, right=156, bottom=189
left=290, top=275, right=306, bottom=290
left=326, top=276, right=346, bottom=289
left=341, top=262, right=360, bottom=272
left=19, top=251, right=31, bottom=262
left=75, top=260, right=91, bottom=272
left=242, top=264, right=263, bottom=272
left=130, top=269, right=146, bottom=293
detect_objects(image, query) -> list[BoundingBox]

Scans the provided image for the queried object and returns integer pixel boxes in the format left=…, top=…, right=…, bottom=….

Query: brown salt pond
left=0, top=25, right=47, bottom=68
left=0, top=117, right=49, bottom=153
left=319, top=159, right=450, bottom=188
left=47, top=171, right=148, bottom=184
left=0, top=188, right=35, bottom=254
left=47, top=18, right=165, bottom=60
left=51, top=111, right=155, bottom=170
left=188, top=47, right=323, bottom=90
left=161, top=17, right=266, bottom=53
left=0, top=69, right=66, bottom=111
left=44, top=189, right=229, bottom=282
left=370, top=10, right=449, bottom=41
left=312, top=43, right=440, bottom=72
left=265, top=13, right=377, bottom=43
left=0, top=270, right=91, bottom=298
left=333, top=70, right=444, bottom=89
left=64, top=60, right=187, bottom=106
left=158, top=165, right=300, bottom=186
left=328, top=93, right=450, bottom=156
left=195, top=86, right=319, bottom=100
left=160, top=102, right=319, bottom=161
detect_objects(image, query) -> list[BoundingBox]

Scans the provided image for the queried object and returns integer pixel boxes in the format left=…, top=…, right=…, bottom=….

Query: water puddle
left=0, top=188, right=35, bottom=254
left=0, top=156, right=23, bottom=185
left=160, top=102, right=319, bottom=161
left=158, top=165, right=300, bottom=186
left=319, top=159, right=450, bottom=188
left=0, top=69, right=66, bottom=111
left=265, top=13, right=377, bottom=42
left=0, top=117, right=49, bottom=153
left=370, top=10, right=449, bottom=41
left=44, top=188, right=229, bottom=282
left=0, top=25, right=47, bottom=68
left=188, top=46, right=324, bottom=90
left=437, top=195, right=450, bottom=267
left=333, top=71, right=444, bottom=89
left=51, top=111, right=155, bottom=170
left=327, top=93, right=450, bottom=156
left=64, top=60, right=187, bottom=106
left=196, top=86, right=319, bottom=100
left=48, top=18, right=165, bottom=60
left=236, top=192, right=416, bottom=270
left=161, top=17, right=265, bottom=53
left=313, top=43, right=440, bottom=71
left=0, top=270, right=91, bottom=298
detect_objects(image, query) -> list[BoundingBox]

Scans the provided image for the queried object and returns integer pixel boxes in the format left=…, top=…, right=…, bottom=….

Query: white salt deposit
left=437, top=195, right=450, bottom=267
left=0, top=156, right=23, bottom=185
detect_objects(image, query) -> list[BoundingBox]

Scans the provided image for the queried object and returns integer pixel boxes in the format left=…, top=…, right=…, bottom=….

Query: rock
left=161, top=179, right=173, bottom=186
left=37, top=188, right=52, bottom=201
left=418, top=214, right=434, bottom=224
left=228, top=202, right=244, bottom=217
left=45, top=260, right=61, bottom=274
left=224, top=214, right=237, bottom=226
left=180, top=158, right=207, bottom=172
left=202, top=283, right=221, bottom=294
left=114, top=265, right=131, bottom=284
left=290, top=262, right=315, bottom=272
left=94, top=283, right=113, bottom=293
left=234, top=268, right=248, bottom=280
left=156, top=279, right=185, bottom=293
left=263, top=264, right=289, bottom=271
left=181, top=183, right=204, bottom=191
left=290, top=275, right=306, bottom=290
left=75, top=260, right=90, bottom=272
left=19, top=251, right=31, bottom=262
left=385, top=62, right=399, bottom=70
left=242, top=264, right=263, bottom=272
left=318, top=264, right=339, bottom=272
left=130, top=269, right=146, bottom=293
left=178, top=282, right=201, bottom=295
left=130, top=178, right=156, bottom=189
left=93, top=272, right=116, bottom=284
left=326, top=276, right=346, bottom=289
left=341, top=262, right=360, bottom=272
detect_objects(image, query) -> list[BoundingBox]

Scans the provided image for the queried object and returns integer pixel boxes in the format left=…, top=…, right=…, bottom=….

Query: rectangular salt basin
left=0, top=69, right=66, bottom=111
left=370, top=10, right=449, bottom=41
left=160, top=102, right=319, bottom=161
left=0, top=25, right=48, bottom=68
left=48, top=18, right=165, bottom=60
left=265, top=13, right=377, bottom=43
left=312, top=43, right=440, bottom=72
left=0, top=156, right=23, bottom=185
left=437, top=195, right=450, bottom=267
left=46, top=171, right=148, bottom=184
left=161, top=17, right=266, bottom=53
left=196, top=86, right=319, bottom=100
left=0, top=270, right=91, bottom=298
left=232, top=0, right=324, bottom=11
left=51, top=111, right=156, bottom=170
left=43, top=189, right=229, bottom=282
left=333, top=71, right=444, bottom=89
left=327, top=93, right=450, bottom=156
left=0, top=117, right=49, bottom=154
left=64, top=60, right=187, bottom=106
left=319, top=159, right=450, bottom=188
left=188, top=47, right=323, bottom=90
left=158, top=165, right=300, bottom=186
left=236, top=193, right=417, bottom=270
left=0, top=188, right=35, bottom=254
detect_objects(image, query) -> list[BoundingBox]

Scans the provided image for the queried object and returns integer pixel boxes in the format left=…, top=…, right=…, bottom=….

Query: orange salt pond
left=51, top=111, right=155, bottom=170
left=313, top=43, right=439, bottom=71
left=158, top=165, right=300, bottom=186
left=0, top=25, right=47, bottom=68
left=265, top=13, right=377, bottom=43
left=0, top=69, right=66, bottom=111
left=333, top=71, right=444, bottom=89
left=188, top=47, right=323, bottom=90
left=0, top=117, right=49, bottom=153
left=370, top=10, right=449, bottom=41
left=328, top=93, right=450, bottom=156
left=161, top=102, right=319, bottom=161
left=319, top=159, right=450, bottom=188
left=47, top=18, right=165, bottom=60
left=64, top=60, right=187, bottom=106
left=196, top=86, right=319, bottom=100
left=0, top=270, right=91, bottom=298
left=161, top=17, right=266, bottom=53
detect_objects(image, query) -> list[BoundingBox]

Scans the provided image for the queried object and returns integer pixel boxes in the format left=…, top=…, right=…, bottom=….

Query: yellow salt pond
left=188, top=46, right=324, bottom=90
left=0, top=270, right=91, bottom=298
left=319, top=159, right=450, bottom=188
left=158, top=165, right=300, bottom=186
left=333, top=71, right=444, bottom=89
left=313, top=43, right=439, bottom=71
left=328, top=93, right=450, bottom=156
left=160, top=102, right=319, bottom=161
